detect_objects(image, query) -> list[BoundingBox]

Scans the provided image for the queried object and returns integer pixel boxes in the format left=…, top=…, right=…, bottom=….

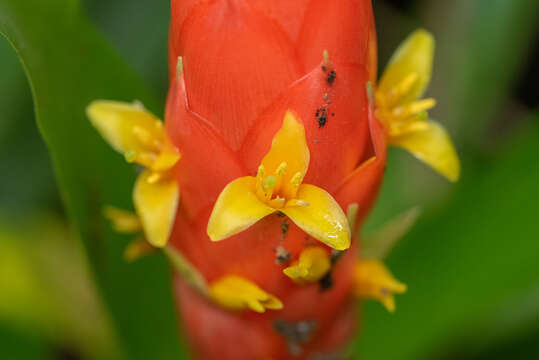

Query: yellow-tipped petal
left=282, top=184, right=350, bottom=250
left=378, top=29, right=434, bottom=105
left=87, top=100, right=166, bottom=168
left=103, top=206, right=142, bottom=233
left=391, top=120, right=460, bottom=182
left=283, top=247, right=331, bottom=284
left=261, top=111, right=310, bottom=199
left=207, top=177, right=276, bottom=242
left=133, top=170, right=179, bottom=248
left=209, top=275, right=283, bottom=313
left=354, top=259, right=407, bottom=313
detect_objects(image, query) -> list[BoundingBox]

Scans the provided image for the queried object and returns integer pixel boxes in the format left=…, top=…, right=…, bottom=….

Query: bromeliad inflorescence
left=86, top=1, right=460, bottom=358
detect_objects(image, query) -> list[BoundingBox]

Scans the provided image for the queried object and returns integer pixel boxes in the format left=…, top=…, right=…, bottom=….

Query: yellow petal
left=87, top=100, right=165, bottom=168
left=354, top=259, right=407, bottom=312
left=102, top=206, right=142, bottom=233
left=261, top=111, right=310, bottom=199
left=209, top=275, right=283, bottom=313
left=283, top=247, right=331, bottom=283
left=391, top=120, right=460, bottom=182
left=282, top=184, right=350, bottom=250
left=133, top=170, right=179, bottom=247
left=378, top=29, right=434, bottom=105
left=207, top=177, right=275, bottom=242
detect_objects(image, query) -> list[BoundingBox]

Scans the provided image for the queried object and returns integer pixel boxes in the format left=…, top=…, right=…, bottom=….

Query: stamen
left=261, top=176, right=277, bottom=200
left=392, top=98, right=436, bottom=119
left=386, top=72, right=419, bottom=107
left=133, top=126, right=161, bottom=151
left=275, top=162, right=288, bottom=176
left=290, top=172, right=302, bottom=189
left=408, top=98, right=436, bottom=114
left=256, top=165, right=265, bottom=181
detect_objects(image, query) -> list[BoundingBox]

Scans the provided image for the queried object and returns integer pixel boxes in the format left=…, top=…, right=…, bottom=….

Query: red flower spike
left=163, top=1, right=387, bottom=359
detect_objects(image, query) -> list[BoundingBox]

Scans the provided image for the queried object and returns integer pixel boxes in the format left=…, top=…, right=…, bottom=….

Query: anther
left=290, top=172, right=302, bottom=188
left=256, top=165, right=266, bottom=180
left=132, top=126, right=157, bottom=149
left=386, top=72, right=419, bottom=106
left=275, top=162, right=288, bottom=176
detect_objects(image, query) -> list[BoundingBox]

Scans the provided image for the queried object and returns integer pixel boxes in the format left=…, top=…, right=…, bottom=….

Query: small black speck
left=330, top=249, right=344, bottom=265
left=327, top=70, right=336, bottom=85
left=321, top=65, right=327, bottom=72
left=276, top=212, right=286, bottom=218
left=281, top=219, right=290, bottom=236
left=275, top=246, right=291, bottom=265
left=319, top=272, right=333, bottom=291
left=331, top=112, right=335, bottom=117
left=318, top=113, right=327, bottom=127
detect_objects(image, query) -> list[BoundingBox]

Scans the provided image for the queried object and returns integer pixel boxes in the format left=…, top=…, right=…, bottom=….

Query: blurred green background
left=0, top=0, right=538, bottom=359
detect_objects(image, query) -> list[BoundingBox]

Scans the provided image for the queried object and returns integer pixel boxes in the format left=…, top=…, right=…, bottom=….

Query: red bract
left=165, top=1, right=385, bottom=358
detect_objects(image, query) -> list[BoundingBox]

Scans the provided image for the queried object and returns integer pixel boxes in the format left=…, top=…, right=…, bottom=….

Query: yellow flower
left=354, top=259, right=407, bottom=312
left=87, top=101, right=181, bottom=247
left=376, top=29, right=460, bottom=182
left=209, top=275, right=283, bottom=313
left=283, top=247, right=331, bottom=284
left=206, top=111, right=351, bottom=250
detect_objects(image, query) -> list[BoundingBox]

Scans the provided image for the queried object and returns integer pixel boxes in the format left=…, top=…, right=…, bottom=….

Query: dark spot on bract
left=319, top=271, right=333, bottom=291
left=330, top=249, right=344, bottom=265
left=276, top=211, right=286, bottom=217
left=274, top=319, right=318, bottom=356
left=275, top=246, right=291, bottom=265
left=281, top=219, right=290, bottom=236
left=316, top=107, right=328, bottom=128
left=327, top=69, right=336, bottom=85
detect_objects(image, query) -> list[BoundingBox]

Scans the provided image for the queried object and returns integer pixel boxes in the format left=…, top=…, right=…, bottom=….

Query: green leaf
left=0, top=1, right=187, bottom=359
left=451, top=0, right=539, bottom=141
left=0, top=215, right=118, bottom=359
left=355, top=114, right=539, bottom=359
